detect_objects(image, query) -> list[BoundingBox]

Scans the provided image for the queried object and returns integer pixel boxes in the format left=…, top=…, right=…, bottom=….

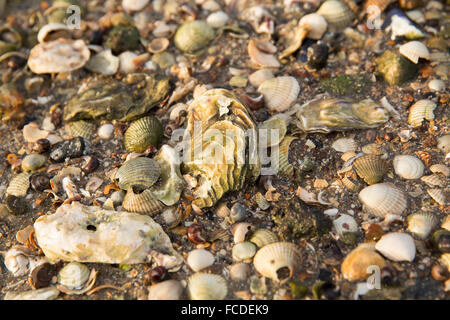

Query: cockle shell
left=6, top=172, right=32, bottom=197
left=187, top=249, right=215, bottom=272
left=84, top=49, right=119, bottom=75
left=407, top=212, right=437, bottom=239
left=399, top=41, right=430, bottom=64
left=257, top=76, right=300, bottom=113
left=232, top=241, right=257, bottom=261
left=332, top=137, right=357, bottom=153
left=66, top=120, right=95, bottom=139
left=427, top=188, right=448, bottom=206
left=375, top=232, right=416, bottom=262
left=37, top=23, right=71, bottom=43
left=393, top=155, right=424, bottom=179
left=122, top=188, right=165, bottom=216
left=317, top=0, right=356, bottom=30
left=299, top=13, right=328, bottom=40
left=174, top=20, right=215, bottom=53
left=407, top=99, right=436, bottom=127
left=124, top=116, right=163, bottom=153
left=187, top=273, right=228, bottom=300
left=421, top=174, right=445, bottom=187
left=359, top=183, right=407, bottom=217
left=333, top=214, right=358, bottom=237
left=341, top=170, right=363, bottom=192
left=353, top=154, right=389, bottom=185
left=57, top=262, right=90, bottom=290
left=253, top=242, right=301, bottom=284
left=33, top=202, right=183, bottom=268
left=249, top=229, right=278, bottom=248
left=28, top=38, right=90, bottom=74
left=116, top=157, right=160, bottom=191
left=258, top=116, right=287, bottom=147
left=437, top=135, right=450, bottom=154
left=341, top=243, right=387, bottom=281
left=148, top=280, right=184, bottom=300
left=181, top=89, right=260, bottom=208
left=272, top=136, right=297, bottom=177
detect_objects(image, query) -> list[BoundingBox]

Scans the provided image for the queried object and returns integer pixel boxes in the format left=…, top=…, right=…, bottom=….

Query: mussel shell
left=116, top=157, right=160, bottom=191
left=124, top=116, right=163, bottom=153
left=187, top=273, right=228, bottom=300
left=174, top=20, right=215, bottom=53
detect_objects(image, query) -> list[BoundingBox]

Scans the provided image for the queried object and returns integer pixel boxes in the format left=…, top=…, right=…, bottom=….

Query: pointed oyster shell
left=359, top=183, right=407, bottom=217
left=375, top=232, right=416, bottom=262
left=393, top=154, right=424, bottom=179
left=257, top=76, right=299, bottom=113
left=187, top=273, right=228, bottom=300
left=33, top=202, right=182, bottom=268
left=253, top=242, right=301, bottom=283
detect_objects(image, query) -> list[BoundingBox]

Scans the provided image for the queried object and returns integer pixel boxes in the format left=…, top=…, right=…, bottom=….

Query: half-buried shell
left=122, top=188, right=165, bottom=216
left=408, top=99, right=436, bottom=127
left=116, top=157, right=160, bottom=191
left=187, top=273, right=228, bottom=300
left=317, top=0, right=356, bottom=30
left=407, top=212, right=437, bottom=239
left=124, top=116, right=163, bottom=153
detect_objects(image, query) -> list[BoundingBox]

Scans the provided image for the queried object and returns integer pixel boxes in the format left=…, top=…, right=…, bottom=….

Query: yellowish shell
left=116, top=157, right=160, bottom=191
left=250, top=229, right=278, bottom=248
left=122, top=188, right=165, bottom=216
left=408, top=99, right=436, bottom=127
left=317, top=0, right=356, bottom=30
left=393, top=155, right=424, bottom=179
left=273, top=136, right=297, bottom=177
left=66, top=120, right=94, bottom=139
left=232, top=241, right=257, bottom=261
left=353, top=154, right=389, bottom=185
left=341, top=170, right=363, bottom=192
left=187, top=273, right=228, bottom=300
left=407, top=212, right=437, bottom=239
left=437, top=135, right=450, bottom=154
left=6, top=172, right=32, bottom=197
left=174, top=20, right=215, bottom=53
left=341, top=243, right=387, bottom=281
left=254, top=192, right=270, bottom=210
left=421, top=174, right=445, bottom=187
left=359, top=183, right=407, bottom=217
left=332, top=137, right=357, bottom=153
left=253, top=242, right=301, bottom=284
left=258, top=116, right=287, bottom=148
left=442, top=215, right=450, bottom=231
left=257, top=77, right=300, bottom=113
left=430, top=164, right=450, bottom=177
left=427, top=188, right=447, bottom=206
left=124, top=116, right=163, bottom=153
left=439, top=253, right=450, bottom=273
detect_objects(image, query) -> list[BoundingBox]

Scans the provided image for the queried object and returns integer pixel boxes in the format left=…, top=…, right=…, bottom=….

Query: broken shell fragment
left=187, top=273, right=228, bottom=300
left=124, top=116, right=163, bottom=153
left=407, top=212, right=437, bottom=239
left=421, top=174, right=445, bottom=188
left=437, top=135, right=450, bottom=154
left=408, top=100, right=436, bottom=127
left=37, top=23, right=71, bottom=44
left=393, top=155, right=424, bottom=179
left=341, top=243, right=387, bottom=281
left=253, top=242, right=301, bottom=284
left=399, top=41, right=430, bottom=64
left=247, top=39, right=280, bottom=68
left=248, top=69, right=273, bottom=87
left=57, top=262, right=90, bottom=290
left=250, top=229, right=278, bottom=248
left=4, top=286, right=59, bottom=300
left=116, top=157, right=160, bottom=191
left=299, top=13, right=328, bottom=40
left=174, top=20, right=215, bottom=53
left=375, top=232, right=416, bottom=262
left=273, top=136, right=297, bottom=177
left=258, top=116, right=287, bottom=147
left=332, top=137, right=357, bottom=153
left=84, top=49, right=119, bottom=75
left=427, top=188, right=447, bottom=206
left=333, top=214, right=358, bottom=237
left=430, top=164, right=449, bottom=177
left=359, top=183, right=407, bottom=217
left=28, top=38, right=90, bottom=74
left=257, top=76, right=299, bottom=113
left=33, top=202, right=182, bottom=267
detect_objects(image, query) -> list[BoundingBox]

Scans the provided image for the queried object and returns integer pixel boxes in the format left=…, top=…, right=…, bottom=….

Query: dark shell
left=306, top=41, right=329, bottom=71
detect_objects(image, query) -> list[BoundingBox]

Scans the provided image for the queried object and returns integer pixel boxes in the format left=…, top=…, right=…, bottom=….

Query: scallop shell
left=148, top=280, right=183, bottom=300
left=341, top=243, right=387, bottom=281
left=317, top=0, right=356, bottom=30
left=232, top=241, right=257, bottom=261
left=299, top=13, right=328, bottom=40
left=353, top=154, right=389, bottom=185
left=28, top=38, right=90, bottom=74
left=253, top=242, right=302, bottom=284
left=258, top=116, right=287, bottom=148
left=359, top=183, right=407, bottom=217
left=430, top=164, right=449, bottom=177
left=421, top=174, right=445, bottom=188
left=187, top=273, right=228, bottom=300
left=247, top=39, right=280, bottom=68
left=273, top=136, right=297, bottom=177
left=187, top=249, right=215, bottom=272
left=37, top=23, right=71, bottom=43
left=437, top=135, right=450, bottom=154
left=147, top=38, right=169, bottom=54
left=84, top=49, right=119, bottom=75
left=6, top=172, right=32, bottom=197
left=116, top=157, right=160, bottom=191
left=375, top=232, right=416, bottom=262
left=249, top=229, right=278, bottom=248
left=57, top=262, right=90, bottom=290
left=174, top=20, right=215, bottom=53
left=332, top=137, right=357, bottom=153
left=393, top=155, right=424, bottom=179
left=399, top=41, right=430, bottom=64
left=122, top=188, right=165, bottom=215
left=124, top=116, right=163, bottom=153
left=333, top=214, right=358, bottom=237
left=66, top=120, right=94, bottom=139
left=407, top=99, right=436, bottom=127
left=407, top=212, right=437, bottom=239
left=427, top=188, right=447, bottom=206
left=257, top=76, right=300, bottom=113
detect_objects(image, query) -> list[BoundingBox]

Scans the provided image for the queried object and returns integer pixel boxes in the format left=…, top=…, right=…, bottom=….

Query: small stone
left=98, top=124, right=115, bottom=140
left=428, top=79, right=445, bottom=91
left=110, top=190, right=125, bottom=206
left=229, top=76, right=248, bottom=88
left=21, top=154, right=47, bottom=171
left=50, top=137, right=85, bottom=162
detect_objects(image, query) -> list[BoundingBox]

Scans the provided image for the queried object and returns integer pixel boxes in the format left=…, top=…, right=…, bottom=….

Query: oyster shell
left=63, top=73, right=170, bottom=122
left=33, top=202, right=183, bottom=268
left=181, top=89, right=260, bottom=208
left=294, top=98, right=389, bottom=133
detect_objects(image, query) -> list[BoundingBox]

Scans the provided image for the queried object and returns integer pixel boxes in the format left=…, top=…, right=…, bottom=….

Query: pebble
left=97, top=124, right=115, bottom=140
left=428, top=79, right=445, bottom=91
left=21, top=154, right=47, bottom=171
left=207, top=11, right=229, bottom=28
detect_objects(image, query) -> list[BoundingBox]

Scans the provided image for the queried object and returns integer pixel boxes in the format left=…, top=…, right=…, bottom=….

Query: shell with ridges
left=341, top=243, right=387, bottom=281
left=317, top=0, right=356, bottom=30
left=6, top=172, right=32, bottom=197
left=116, top=157, right=160, bottom=191
left=427, top=188, right=447, bottom=206
left=257, top=76, right=300, bottom=113
left=359, top=183, right=407, bottom=217
left=375, top=232, right=416, bottom=262
left=399, top=41, right=430, bottom=64
left=258, top=116, right=287, bottom=148
left=57, top=262, right=90, bottom=290
left=232, top=241, right=257, bottom=261
left=408, top=99, right=436, bottom=127
left=122, top=188, right=165, bottom=215
left=273, top=136, right=297, bottom=177
left=253, top=242, right=302, bottom=284
left=332, top=137, right=357, bottom=153
left=421, top=174, right=445, bottom=187
left=187, top=273, right=228, bottom=300
left=174, top=20, right=215, bottom=53
left=249, top=229, right=278, bottom=248
left=407, top=212, right=437, bottom=239
left=353, top=154, right=389, bottom=185
left=393, top=155, right=424, bottom=179
left=442, top=216, right=450, bottom=232
left=341, top=170, right=363, bottom=192
left=66, top=120, right=94, bottom=139
left=430, top=164, right=449, bottom=177
left=124, top=116, right=163, bottom=153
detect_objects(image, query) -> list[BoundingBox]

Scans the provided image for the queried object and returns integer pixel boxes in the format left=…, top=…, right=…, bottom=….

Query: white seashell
left=186, top=249, right=215, bottom=272
left=148, top=280, right=183, bottom=300
left=399, top=41, right=430, bottom=64
left=317, top=0, right=355, bottom=30
left=333, top=214, right=358, bottom=237
left=97, top=124, right=115, bottom=140
left=3, top=247, right=30, bottom=276
left=232, top=222, right=253, bottom=244
left=437, top=135, right=450, bottom=154
left=393, top=155, right=424, bottom=179
left=57, top=262, right=90, bottom=290
left=37, top=23, right=70, bottom=43
left=375, top=232, right=416, bottom=262
left=427, top=188, right=447, bottom=206
left=299, top=13, right=328, bottom=40
left=247, top=39, right=280, bottom=68
left=187, top=273, right=228, bottom=300
left=359, top=183, right=407, bottom=217
left=85, top=49, right=119, bottom=75
left=4, top=286, right=60, bottom=300
left=206, top=11, right=229, bottom=28
left=332, top=137, right=357, bottom=153
left=405, top=9, right=425, bottom=24
left=248, top=69, right=274, bottom=88
left=257, top=76, right=300, bottom=112
left=324, top=208, right=339, bottom=216
left=407, top=99, right=436, bottom=127
left=118, top=51, right=138, bottom=74
left=253, top=242, right=301, bottom=283
left=232, top=241, right=257, bottom=261
left=428, top=79, right=445, bottom=92
left=407, top=212, right=437, bottom=239
left=122, top=0, right=149, bottom=11
left=229, top=263, right=250, bottom=282
left=430, top=164, right=449, bottom=177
